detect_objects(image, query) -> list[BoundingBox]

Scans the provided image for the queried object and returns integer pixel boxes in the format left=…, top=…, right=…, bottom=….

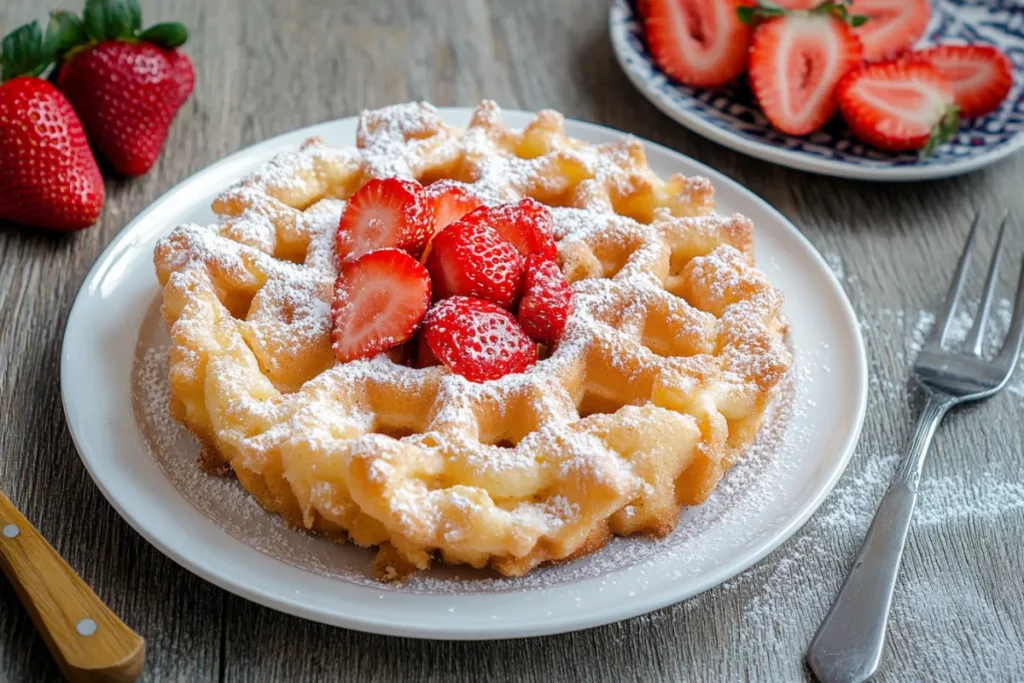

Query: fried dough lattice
left=153, top=101, right=791, bottom=579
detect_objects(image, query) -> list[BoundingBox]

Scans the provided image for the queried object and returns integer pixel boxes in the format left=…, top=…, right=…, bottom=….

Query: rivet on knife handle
left=0, top=490, right=145, bottom=683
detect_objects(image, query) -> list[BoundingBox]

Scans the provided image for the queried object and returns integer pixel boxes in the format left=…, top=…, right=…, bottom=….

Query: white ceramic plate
left=61, top=109, right=867, bottom=639
left=609, top=0, right=1024, bottom=181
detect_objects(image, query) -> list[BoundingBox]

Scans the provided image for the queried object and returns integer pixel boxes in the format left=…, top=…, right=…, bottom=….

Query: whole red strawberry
left=0, top=20, right=104, bottom=230
left=53, top=0, right=194, bottom=176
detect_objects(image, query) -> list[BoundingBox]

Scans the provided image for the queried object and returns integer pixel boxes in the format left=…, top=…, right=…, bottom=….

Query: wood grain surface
left=2, top=1, right=1023, bottom=681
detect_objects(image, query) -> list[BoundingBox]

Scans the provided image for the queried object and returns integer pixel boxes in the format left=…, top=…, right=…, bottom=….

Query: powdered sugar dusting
left=908, top=297, right=1023, bottom=403
left=131, top=293, right=800, bottom=592
left=150, top=100, right=793, bottom=581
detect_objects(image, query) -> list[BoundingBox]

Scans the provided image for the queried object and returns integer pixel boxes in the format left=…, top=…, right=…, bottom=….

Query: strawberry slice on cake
left=331, top=248, right=432, bottom=362
left=337, top=178, right=434, bottom=260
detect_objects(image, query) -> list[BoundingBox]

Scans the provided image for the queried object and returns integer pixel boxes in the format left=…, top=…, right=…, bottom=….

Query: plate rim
left=608, top=0, right=1024, bottom=182
left=60, top=108, right=868, bottom=639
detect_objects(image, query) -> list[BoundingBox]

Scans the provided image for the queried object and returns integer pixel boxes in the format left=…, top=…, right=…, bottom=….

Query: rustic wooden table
left=2, top=1, right=1023, bottom=681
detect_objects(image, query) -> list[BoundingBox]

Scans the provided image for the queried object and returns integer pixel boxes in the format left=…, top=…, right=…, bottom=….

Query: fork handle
left=0, top=490, right=145, bottom=682
left=807, top=393, right=954, bottom=683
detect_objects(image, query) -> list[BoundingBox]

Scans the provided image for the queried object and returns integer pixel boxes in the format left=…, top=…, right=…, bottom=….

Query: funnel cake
left=153, top=101, right=791, bottom=579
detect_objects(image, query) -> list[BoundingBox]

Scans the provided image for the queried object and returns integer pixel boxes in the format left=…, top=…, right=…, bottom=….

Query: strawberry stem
left=922, top=105, right=962, bottom=157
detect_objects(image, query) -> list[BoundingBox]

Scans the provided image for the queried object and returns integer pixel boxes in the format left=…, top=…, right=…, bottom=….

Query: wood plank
left=1, top=0, right=1022, bottom=680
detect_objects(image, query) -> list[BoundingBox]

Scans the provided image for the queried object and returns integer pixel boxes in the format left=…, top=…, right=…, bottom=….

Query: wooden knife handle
left=0, top=490, right=145, bottom=683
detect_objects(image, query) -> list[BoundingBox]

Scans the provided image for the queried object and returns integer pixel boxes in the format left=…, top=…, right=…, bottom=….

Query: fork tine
left=927, top=213, right=981, bottom=346
left=997, top=256, right=1024, bottom=372
left=964, top=213, right=1008, bottom=356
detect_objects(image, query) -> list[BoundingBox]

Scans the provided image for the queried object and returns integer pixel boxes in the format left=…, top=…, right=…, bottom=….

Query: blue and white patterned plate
left=609, top=0, right=1024, bottom=180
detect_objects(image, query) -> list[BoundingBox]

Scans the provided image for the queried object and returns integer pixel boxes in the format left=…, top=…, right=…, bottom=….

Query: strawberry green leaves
left=737, top=2, right=785, bottom=25
left=923, top=105, right=962, bottom=157
left=0, top=0, right=189, bottom=81
left=81, top=0, right=186, bottom=46
left=0, top=15, right=86, bottom=81
left=738, top=0, right=867, bottom=26
left=47, top=12, right=88, bottom=55
left=139, top=23, right=188, bottom=49
left=83, top=0, right=142, bottom=42
left=1, top=22, right=52, bottom=80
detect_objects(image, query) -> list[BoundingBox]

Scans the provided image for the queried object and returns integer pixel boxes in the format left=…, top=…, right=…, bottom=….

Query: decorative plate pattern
left=609, top=0, right=1024, bottom=180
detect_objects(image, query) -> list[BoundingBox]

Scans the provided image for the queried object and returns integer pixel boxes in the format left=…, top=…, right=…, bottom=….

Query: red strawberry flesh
left=331, top=248, right=432, bottom=363
left=748, top=13, right=864, bottom=136
left=836, top=60, right=958, bottom=153
left=850, top=0, right=930, bottom=63
left=518, top=255, right=574, bottom=345
left=911, top=45, right=1014, bottom=119
left=337, top=178, right=433, bottom=261
left=646, top=0, right=754, bottom=88
left=421, top=296, right=538, bottom=382
left=424, top=180, right=484, bottom=236
left=460, top=198, right=557, bottom=261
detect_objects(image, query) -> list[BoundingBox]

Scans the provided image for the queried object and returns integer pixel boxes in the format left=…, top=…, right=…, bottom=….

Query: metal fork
left=806, top=214, right=1024, bottom=683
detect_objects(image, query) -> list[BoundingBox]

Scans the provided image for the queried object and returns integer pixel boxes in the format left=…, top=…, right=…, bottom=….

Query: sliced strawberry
left=748, top=10, right=864, bottom=136
left=424, top=180, right=484, bottom=235
left=911, top=45, right=1014, bottom=119
left=421, top=296, right=538, bottom=382
left=850, top=0, right=930, bottom=62
left=336, top=178, right=433, bottom=261
left=646, top=0, right=755, bottom=88
left=836, top=60, right=959, bottom=154
left=331, top=249, right=432, bottom=363
left=460, top=198, right=557, bottom=261
left=425, top=221, right=525, bottom=308
left=517, top=255, right=574, bottom=345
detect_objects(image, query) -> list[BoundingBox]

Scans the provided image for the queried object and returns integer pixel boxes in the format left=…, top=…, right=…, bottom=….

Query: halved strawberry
left=424, top=180, right=484, bottom=236
left=850, top=0, right=930, bottom=62
left=911, top=45, right=1014, bottom=119
left=747, top=6, right=864, bottom=136
left=460, top=198, right=557, bottom=261
left=518, top=255, right=574, bottom=345
left=421, top=296, right=538, bottom=382
left=425, top=221, right=525, bottom=308
left=836, top=60, right=959, bottom=154
left=336, top=178, right=433, bottom=261
left=331, top=249, right=432, bottom=363
left=646, top=0, right=755, bottom=88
